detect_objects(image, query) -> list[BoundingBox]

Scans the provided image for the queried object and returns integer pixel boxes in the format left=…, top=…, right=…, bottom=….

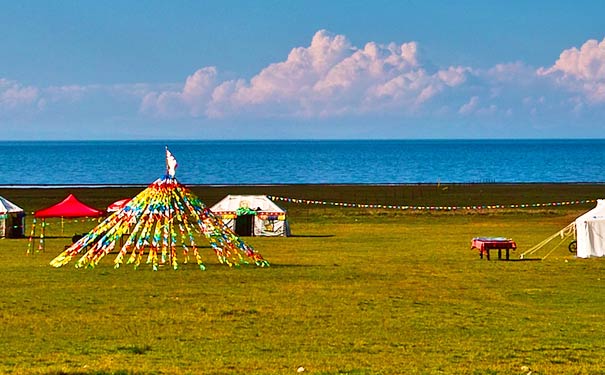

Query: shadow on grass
left=508, top=258, right=542, bottom=262
left=478, top=258, right=542, bottom=262
left=288, top=234, right=335, bottom=238
left=28, top=235, right=73, bottom=239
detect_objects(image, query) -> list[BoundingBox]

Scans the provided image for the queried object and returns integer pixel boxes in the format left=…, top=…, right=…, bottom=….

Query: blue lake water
left=1, top=140, right=604, bottom=185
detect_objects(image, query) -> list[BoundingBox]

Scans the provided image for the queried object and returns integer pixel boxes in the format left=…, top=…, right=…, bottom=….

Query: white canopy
left=0, top=196, right=24, bottom=214
left=576, top=199, right=605, bottom=258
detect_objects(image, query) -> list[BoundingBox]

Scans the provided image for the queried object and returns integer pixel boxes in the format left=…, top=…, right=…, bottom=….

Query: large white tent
left=576, top=199, right=605, bottom=258
left=0, top=196, right=25, bottom=238
left=210, top=195, right=290, bottom=237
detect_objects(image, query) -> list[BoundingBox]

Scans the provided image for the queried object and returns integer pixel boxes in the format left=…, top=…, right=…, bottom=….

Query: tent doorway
left=7, top=215, right=24, bottom=238
left=235, top=214, right=255, bottom=236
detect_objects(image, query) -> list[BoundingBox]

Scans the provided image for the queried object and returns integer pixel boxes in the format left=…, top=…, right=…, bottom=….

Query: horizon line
left=2, top=137, right=605, bottom=143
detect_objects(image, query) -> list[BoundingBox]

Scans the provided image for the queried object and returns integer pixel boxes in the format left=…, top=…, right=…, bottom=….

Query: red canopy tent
left=35, top=194, right=104, bottom=218
left=28, top=194, right=104, bottom=254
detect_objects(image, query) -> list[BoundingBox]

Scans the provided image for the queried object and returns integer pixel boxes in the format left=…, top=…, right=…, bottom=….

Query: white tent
left=576, top=199, right=605, bottom=258
left=210, top=195, right=290, bottom=237
left=0, top=196, right=25, bottom=238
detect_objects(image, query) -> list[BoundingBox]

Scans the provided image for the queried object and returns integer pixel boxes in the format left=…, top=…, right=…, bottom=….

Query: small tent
left=576, top=199, right=605, bottom=258
left=0, top=196, right=25, bottom=238
left=28, top=194, right=104, bottom=253
left=210, top=195, right=290, bottom=237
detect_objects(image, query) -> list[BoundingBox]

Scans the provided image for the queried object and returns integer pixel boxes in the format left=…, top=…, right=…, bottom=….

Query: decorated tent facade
left=210, top=195, right=290, bottom=237
left=575, top=199, right=605, bottom=258
left=50, top=148, right=268, bottom=270
left=0, top=196, right=25, bottom=238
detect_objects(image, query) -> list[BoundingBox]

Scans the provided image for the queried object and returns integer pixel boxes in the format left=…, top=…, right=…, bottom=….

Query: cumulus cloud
left=218, top=31, right=471, bottom=117
left=136, top=31, right=605, bottom=126
left=143, top=30, right=470, bottom=119
left=538, top=38, right=605, bottom=103
left=3, top=30, right=605, bottom=137
left=141, top=67, right=218, bottom=117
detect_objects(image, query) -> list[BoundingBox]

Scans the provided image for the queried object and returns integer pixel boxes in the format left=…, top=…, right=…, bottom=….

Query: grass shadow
left=28, top=235, right=73, bottom=239
left=288, top=234, right=335, bottom=238
left=509, top=257, right=542, bottom=262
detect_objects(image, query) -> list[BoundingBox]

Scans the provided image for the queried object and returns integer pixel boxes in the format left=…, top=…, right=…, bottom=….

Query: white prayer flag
left=165, top=147, right=178, bottom=178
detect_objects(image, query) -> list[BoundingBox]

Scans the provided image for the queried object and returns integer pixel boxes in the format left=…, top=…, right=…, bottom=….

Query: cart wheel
left=568, top=240, right=577, bottom=253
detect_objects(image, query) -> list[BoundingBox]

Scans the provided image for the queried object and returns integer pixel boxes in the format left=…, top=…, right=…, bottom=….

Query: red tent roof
left=34, top=194, right=104, bottom=218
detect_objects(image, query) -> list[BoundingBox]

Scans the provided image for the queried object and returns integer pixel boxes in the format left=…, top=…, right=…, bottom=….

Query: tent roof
left=0, top=196, right=24, bottom=214
left=34, top=194, right=104, bottom=218
left=210, top=195, right=286, bottom=214
left=576, top=199, right=605, bottom=224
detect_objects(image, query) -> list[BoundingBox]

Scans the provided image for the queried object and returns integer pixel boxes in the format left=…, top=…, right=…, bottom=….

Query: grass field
left=1, top=184, right=605, bottom=374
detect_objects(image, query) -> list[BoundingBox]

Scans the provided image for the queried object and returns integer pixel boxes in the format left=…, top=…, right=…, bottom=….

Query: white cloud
left=141, top=67, right=218, bottom=117
left=459, top=96, right=479, bottom=115
left=0, top=78, right=172, bottom=124
left=144, top=30, right=470, bottom=119
left=214, top=30, right=356, bottom=116
left=0, top=78, right=39, bottom=112
left=538, top=38, right=605, bottom=103
left=540, top=38, right=605, bottom=80
left=3, top=30, right=605, bottom=139
left=438, top=66, right=468, bottom=86
left=132, top=32, right=604, bottom=125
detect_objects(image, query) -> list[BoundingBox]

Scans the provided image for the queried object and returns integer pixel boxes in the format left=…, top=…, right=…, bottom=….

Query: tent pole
left=38, top=219, right=46, bottom=253
left=27, top=217, right=36, bottom=255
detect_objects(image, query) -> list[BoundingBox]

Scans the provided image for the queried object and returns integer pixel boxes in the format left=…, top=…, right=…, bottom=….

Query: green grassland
left=1, top=184, right=605, bottom=375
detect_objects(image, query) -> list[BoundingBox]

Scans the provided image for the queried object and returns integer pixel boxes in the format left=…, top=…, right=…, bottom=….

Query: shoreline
left=2, top=181, right=605, bottom=188
left=2, top=183, right=604, bottom=213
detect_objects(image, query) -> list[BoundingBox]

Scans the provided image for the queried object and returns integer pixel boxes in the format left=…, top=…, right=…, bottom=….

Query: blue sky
left=1, top=1, right=605, bottom=140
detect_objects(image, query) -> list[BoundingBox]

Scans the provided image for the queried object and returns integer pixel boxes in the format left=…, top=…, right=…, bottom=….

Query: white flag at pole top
left=166, top=147, right=178, bottom=178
